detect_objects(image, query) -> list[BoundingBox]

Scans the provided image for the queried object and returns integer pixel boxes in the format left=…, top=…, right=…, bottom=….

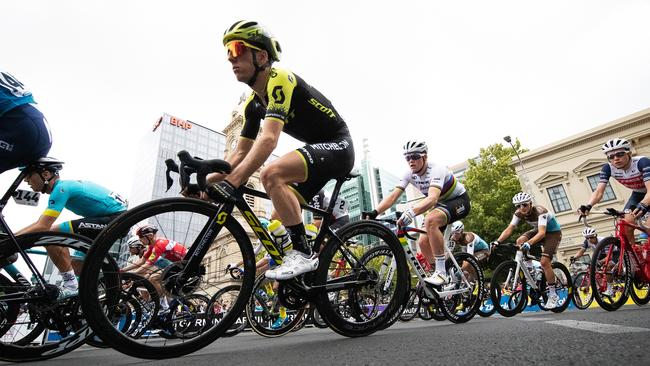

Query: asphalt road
left=9, top=305, right=650, bottom=366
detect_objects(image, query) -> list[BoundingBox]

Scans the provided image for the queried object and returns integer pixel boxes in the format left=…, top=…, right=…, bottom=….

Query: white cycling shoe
left=424, top=270, right=449, bottom=286
left=265, top=250, right=318, bottom=280
left=544, top=294, right=560, bottom=309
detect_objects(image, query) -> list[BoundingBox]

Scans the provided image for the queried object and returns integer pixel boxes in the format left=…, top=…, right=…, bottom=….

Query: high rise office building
left=131, top=114, right=226, bottom=207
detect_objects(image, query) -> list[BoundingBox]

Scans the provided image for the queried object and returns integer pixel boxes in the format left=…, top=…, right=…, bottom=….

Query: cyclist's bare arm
left=411, top=186, right=440, bottom=216
left=206, top=137, right=254, bottom=184
left=132, top=261, right=156, bottom=276
left=495, top=224, right=516, bottom=243
left=633, top=181, right=650, bottom=219
left=226, top=119, right=282, bottom=187
left=16, top=214, right=56, bottom=235
left=374, top=188, right=404, bottom=215
left=122, top=256, right=147, bottom=273
left=526, top=225, right=547, bottom=245
left=580, top=182, right=606, bottom=215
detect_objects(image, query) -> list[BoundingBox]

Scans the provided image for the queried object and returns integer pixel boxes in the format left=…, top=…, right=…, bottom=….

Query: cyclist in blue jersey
left=17, top=160, right=127, bottom=298
left=492, top=192, right=563, bottom=309
left=578, top=138, right=650, bottom=247
left=0, top=69, right=52, bottom=173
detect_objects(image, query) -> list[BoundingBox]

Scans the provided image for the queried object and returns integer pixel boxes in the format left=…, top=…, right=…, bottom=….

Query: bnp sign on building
left=153, top=113, right=193, bottom=132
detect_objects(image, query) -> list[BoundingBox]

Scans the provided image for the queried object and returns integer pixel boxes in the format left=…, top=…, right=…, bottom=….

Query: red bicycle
left=586, top=208, right=650, bottom=311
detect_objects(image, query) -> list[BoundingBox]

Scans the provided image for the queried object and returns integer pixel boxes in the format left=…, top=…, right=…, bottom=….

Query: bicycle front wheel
left=207, top=284, right=247, bottom=337
left=590, top=237, right=630, bottom=311
left=314, top=220, right=409, bottom=337
left=438, top=253, right=484, bottom=323
left=79, top=198, right=256, bottom=359
left=490, top=260, right=527, bottom=317
left=572, top=271, right=594, bottom=310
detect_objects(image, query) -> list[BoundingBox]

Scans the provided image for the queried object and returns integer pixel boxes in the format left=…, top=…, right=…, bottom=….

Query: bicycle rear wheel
left=630, top=275, right=650, bottom=305
left=540, top=262, right=572, bottom=313
left=79, top=198, right=255, bottom=359
left=438, top=253, right=484, bottom=323
left=477, top=284, right=496, bottom=317
left=590, top=237, right=630, bottom=311
left=245, top=274, right=307, bottom=337
left=572, top=271, right=594, bottom=309
left=490, top=260, right=527, bottom=317
left=0, top=233, right=95, bottom=362
left=314, top=220, right=408, bottom=337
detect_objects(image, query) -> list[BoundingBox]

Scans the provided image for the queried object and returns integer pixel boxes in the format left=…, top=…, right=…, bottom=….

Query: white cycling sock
left=547, top=283, right=556, bottom=296
left=160, top=296, right=169, bottom=310
left=434, top=256, right=446, bottom=274
left=61, top=270, right=78, bottom=288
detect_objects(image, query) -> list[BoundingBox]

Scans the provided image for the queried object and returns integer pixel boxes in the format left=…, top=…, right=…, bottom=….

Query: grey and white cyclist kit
left=309, top=189, right=349, bottom=229
left=510, top=206, right=562, bottom=257
left=582, top=236, right=619, bottom=262
left=453, top=233, right=489, bottom=255
left=396, top=161, right=470, bottom=224
left=452, top=232, right=489, bottom=262
left=599, top=156, right=650, bottom=210
left=582, top=236, right=606, bottom=251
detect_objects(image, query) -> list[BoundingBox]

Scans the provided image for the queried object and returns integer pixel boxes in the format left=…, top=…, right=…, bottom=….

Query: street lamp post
left=504, top=135, right=532, bottom=194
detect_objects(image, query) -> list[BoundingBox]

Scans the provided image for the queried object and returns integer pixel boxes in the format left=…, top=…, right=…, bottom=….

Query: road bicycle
left=0, top=160, right=112, bottom=362
left=79, top=150, right=409, bottom=359
left=490, top=243, right=572, bottom=317
left=361, top=218, right=484, bottom=324
left=210, top=233, right=353, bottom=337
left=397, top=282, right=446, bottom=322
left=585, top=209, right=650, bottom=311
left=569, top=254, right=594, bottom=310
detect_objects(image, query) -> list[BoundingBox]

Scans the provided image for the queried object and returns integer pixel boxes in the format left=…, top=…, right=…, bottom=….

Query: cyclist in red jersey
left=123, top=224, right=187, bottom=299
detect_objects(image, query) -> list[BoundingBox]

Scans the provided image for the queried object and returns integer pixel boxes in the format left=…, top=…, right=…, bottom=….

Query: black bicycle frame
left=0, top=170, right=48, bottom=288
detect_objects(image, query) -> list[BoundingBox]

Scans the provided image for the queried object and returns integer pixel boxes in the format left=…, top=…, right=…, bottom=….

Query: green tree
left=462, top=140, right=528, bottom=245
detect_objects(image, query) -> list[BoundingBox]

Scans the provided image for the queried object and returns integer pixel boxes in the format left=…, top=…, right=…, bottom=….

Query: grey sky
left=2, top=0, right=650, bottom=229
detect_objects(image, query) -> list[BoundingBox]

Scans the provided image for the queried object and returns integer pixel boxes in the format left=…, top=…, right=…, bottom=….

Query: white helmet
left=512, top=192, right=532, bottom=205
left=403, top=140, right=428, bottom=155
left=601, top=138, right=631, bottom=154
left=451, top=221, right=464, bottom=233
left=582, top=227, right=597, bottom=238
left=127, top=236, right=144, bottom=248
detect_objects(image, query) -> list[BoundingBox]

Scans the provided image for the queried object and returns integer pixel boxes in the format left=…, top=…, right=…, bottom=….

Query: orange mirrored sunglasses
left=225, top=40, right=261, bottom=58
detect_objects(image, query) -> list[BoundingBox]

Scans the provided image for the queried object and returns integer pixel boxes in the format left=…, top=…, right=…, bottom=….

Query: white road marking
left=545, top=320, right=650, bottom=334
left=518, top=317, right=554, bottom=321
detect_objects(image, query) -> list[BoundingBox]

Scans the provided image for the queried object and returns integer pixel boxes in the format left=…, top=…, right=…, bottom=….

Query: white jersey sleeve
left=509, top=214, right=520, bottom=226
left=396, top=171, right=411, bottom=191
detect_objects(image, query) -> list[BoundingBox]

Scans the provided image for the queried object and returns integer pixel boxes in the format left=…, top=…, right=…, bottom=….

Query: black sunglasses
left=515, top=203, right=530, bottom=209
left=405, top=153, right=422, bottom=162
left=607, top=151, right=627, bottom=160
